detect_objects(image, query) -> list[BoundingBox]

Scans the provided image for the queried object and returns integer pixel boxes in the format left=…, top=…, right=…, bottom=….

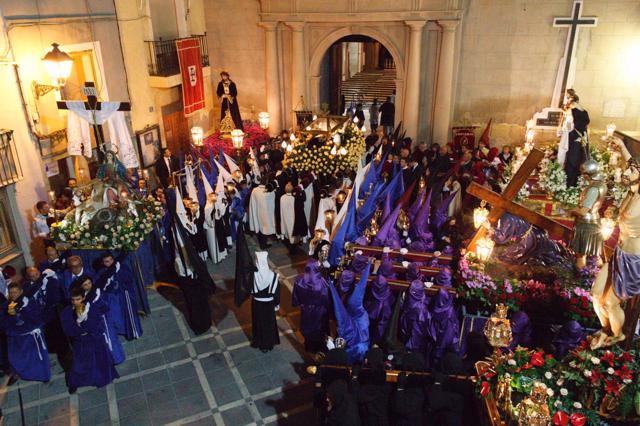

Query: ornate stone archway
left=307, top=25, right=406, bottom=121
left=260, top=1, right=462, bottom=141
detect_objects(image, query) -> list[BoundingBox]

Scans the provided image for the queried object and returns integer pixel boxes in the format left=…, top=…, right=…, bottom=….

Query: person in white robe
left=202, top=172, right=228, bottom=264
left=248, top=181, right=276, bottom=249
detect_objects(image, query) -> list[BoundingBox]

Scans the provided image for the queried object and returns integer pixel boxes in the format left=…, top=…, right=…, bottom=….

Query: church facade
left=205, top=0, right=640, bottom=143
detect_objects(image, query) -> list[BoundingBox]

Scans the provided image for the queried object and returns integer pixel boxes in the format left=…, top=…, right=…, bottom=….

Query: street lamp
left=42, top=43, right=73, bottom=88
left=258, top=112, right=270, bottom=130
left=190, top=126, right=203, bottom=148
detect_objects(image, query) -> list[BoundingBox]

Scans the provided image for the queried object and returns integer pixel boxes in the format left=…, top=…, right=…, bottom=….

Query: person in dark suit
left=155, top=148, right=178, bottom=188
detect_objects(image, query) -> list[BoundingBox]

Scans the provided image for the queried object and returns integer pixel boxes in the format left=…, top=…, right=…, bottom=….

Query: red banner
left=176, top=38, right=205, bottom=116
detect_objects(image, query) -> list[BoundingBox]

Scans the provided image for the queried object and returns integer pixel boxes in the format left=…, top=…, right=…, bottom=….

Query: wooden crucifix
left=466, top=148, right=573, bottom=251
left=57, top=81, right=131, bottom=161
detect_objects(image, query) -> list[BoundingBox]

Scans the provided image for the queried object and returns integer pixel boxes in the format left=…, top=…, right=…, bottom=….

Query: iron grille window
left=0, top=130, right=23, bottom=188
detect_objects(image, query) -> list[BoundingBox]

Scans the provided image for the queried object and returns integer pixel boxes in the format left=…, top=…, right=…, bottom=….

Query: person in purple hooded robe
left=399, top=280, right=432, bottom=355
left=552, top=320, right=584, bottom=359
left=329, top=263, right=372, bottom=363
left=428, top=289, right=459, bottom=367
left=292, top=260, right=330, bottom=353
left=338, top=270, right=355, bottom=298
left=434, top=267, right=452, bottom=287
left=378, top=253, right=397, bottom=280
left=405, top=263, right=423, bottom=282
left=364, top=274, right=395, bottom=345
left=509, top=311, right=533, bottom=350
left=350, top=253, right=369, bottom=274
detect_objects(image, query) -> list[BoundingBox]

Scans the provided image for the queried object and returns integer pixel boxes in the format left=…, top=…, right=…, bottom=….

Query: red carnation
left=553, top=411, right=569, bottom=426
left=480, top=381, right=490, bottom=397
left=531, top=352, right=545, bottom=367
left=589, top=368, right=602, bottom=385
left=570, top=412, right=586, bottom=426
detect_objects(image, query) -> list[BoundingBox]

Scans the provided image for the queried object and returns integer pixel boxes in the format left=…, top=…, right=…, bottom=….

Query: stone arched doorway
left=308, top=26, right=405, bottom=124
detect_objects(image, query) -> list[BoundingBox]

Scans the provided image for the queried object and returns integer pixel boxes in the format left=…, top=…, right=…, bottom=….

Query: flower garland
left=477, top=345, right=639, bottom=424
left=458, top=254, right=598, bottom=326
left=283, top=123, right=366, bottom=176
left=51, top=197, right=165, bottom=251
left=538, top=145, right=628, bottom=209
left=203, top=120, right=270, bottom=156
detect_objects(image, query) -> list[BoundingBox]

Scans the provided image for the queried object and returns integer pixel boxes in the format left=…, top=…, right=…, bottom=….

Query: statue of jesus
left=590, top=138, right=640, bottom=349
left=216, top=71, right=243, bottom=132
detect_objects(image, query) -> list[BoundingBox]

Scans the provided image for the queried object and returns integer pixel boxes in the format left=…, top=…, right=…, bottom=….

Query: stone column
left=287, top=22, right=308, bottom=119
left=422, top=21, right=441, bottom=143
left=403, top=20, right=426, bottom=141
left=432, top=20, right=459, bottom=145
left=260, top=22, right=282, bottom=134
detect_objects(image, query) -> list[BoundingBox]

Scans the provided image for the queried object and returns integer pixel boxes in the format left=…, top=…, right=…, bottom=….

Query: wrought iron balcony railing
left=146, top=34, right=210, bottom=77
left=0, top=130, right=23, bottom=188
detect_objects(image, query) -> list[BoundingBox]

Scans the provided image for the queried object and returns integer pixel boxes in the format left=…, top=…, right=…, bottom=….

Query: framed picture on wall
left=136, top=125, right=162, bottom=169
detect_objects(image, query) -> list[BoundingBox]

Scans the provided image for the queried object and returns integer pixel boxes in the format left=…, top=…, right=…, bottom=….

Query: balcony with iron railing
left=0, top=130, right=23, bottom=188
left=146, top=34, right=210, bottom=77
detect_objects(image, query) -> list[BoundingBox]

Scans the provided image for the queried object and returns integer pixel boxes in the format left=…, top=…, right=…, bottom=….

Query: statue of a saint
left=216, top=71, right=243, bottom=132
left=562, top=89, right=590, bottom=187
left=591, top=138, right=640, bottom=349
left=570, top=159, right=607, bottom=268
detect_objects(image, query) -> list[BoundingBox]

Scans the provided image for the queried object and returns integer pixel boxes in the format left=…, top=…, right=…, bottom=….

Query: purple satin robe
left=351, top=254, right=369, bottom=274
left=435, top=268, right=452, bottom=287
left=406, top=262, right=423, bottom=282
left=379, top=254, right=397, bottom=280
left=338, top=270, right=355, bottom=295
left=509, top=311, right=532, bottom=350
left=399, top=280, right=431, bottom=354
left=429, top=289, right=459, bottom=366
left=292, top=260, right=330, bottom=352
left=553, top=320, right=584, bottom=359
left=364, top=275, right=394, bottom=344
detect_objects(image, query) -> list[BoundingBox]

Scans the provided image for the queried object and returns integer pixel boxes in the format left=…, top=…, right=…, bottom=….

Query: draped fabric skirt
left=251, top=299, right=279, bottom=351
left=612, top=247, right=640, bottom=299
left=570, top=221, right=603, bottom=257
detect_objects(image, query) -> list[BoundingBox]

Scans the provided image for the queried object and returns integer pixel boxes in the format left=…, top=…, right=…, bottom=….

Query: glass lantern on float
left=191, top=126, right=204, bottom=148
left=606, top=123, right=616, bottom=138
left=515, top=382, right=551, bottom=426
left=324, top=209, right=335, bottom=232
left=476, top=236, right=495, bottom=263
left=42, top=43, right=73, bottom=88
left=258, top=112, right=270, bottom=130
left=473, top=200, right=490, bottom=229
left=483, top=304, right=512, bottom=348
left=524, top=129, right=535, bottom=152
left=231, top=129, right=244, bottom=158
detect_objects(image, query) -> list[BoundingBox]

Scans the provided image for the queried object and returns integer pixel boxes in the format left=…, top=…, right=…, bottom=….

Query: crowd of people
left=0, top=245, right=142, bottom=393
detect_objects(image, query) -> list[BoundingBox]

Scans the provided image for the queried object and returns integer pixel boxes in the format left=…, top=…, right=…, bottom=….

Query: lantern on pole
left=190, top=126, right=204, bottom=147
left=42, top=43, right=73, bottom=88
left=473, top=201, right=490, bottom=229
left=476, top=236, right=495, bottom=263
left=258, top=112, right=270, bottom=129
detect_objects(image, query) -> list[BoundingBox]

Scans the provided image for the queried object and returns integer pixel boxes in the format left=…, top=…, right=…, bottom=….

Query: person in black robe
left=357, top=347, right=390, bottom=426
left=390, top=352, right=426, bottom=426
left=165, top=188, right=214, bottom=335
left=216, top=71, right=243, bottom=130
left=325, top=380, right=361, bottom=426
left=354, top=104, right=365, bottom=129
left=564, top=89, right=590, bottom=187
left=291, top=185, right=308, bottom=242
left=250, top=252, right=280, bottom=352
left=184, top=197, right=208, bottom=260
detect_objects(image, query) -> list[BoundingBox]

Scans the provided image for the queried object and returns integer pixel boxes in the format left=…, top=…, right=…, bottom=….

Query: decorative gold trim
left=32, top=81, right=56, bottom=100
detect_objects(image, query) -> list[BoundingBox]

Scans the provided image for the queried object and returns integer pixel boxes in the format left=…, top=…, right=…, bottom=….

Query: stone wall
left=455, top=0, right=640, bottom=145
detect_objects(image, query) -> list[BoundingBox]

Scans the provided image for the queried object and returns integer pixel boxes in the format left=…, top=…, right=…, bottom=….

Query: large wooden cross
left=57, top=82, right=131, bottom=160
left=466, top=148, right=573, bottom=251
left=552, top=0, right=598, bottom=108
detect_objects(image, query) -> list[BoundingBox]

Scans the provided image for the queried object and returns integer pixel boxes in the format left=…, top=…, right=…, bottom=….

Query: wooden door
left=162, top=102, right=190, bottom=155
